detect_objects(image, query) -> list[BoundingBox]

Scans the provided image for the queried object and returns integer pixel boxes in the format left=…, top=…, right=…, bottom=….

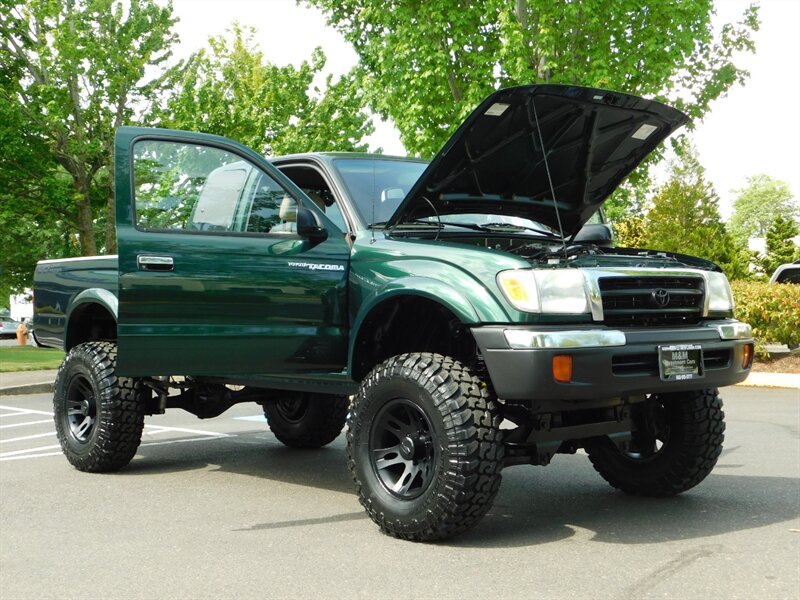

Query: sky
left=168, top=0, right=800, bottom=222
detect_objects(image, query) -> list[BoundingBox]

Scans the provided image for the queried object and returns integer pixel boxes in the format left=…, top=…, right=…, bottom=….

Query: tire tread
left=53, top=341, right=145, bottom=472
left=348, top=353, right=503, bottom=541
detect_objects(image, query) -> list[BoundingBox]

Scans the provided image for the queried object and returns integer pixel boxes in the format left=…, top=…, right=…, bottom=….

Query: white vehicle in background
left=0, top=316, right=21, bottom=339
left=769, top=261, right=800, bottom=284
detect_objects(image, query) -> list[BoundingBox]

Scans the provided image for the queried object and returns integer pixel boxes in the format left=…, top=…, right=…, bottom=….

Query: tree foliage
left=612, top=215, right=648, bottom=249
left=757, top=215, right=800, bottom=277
left=154, top=25, right=374, bottom=156
left=0, top=0, right=178, bottom=259
left=643, top=143, right=750, bottom=279
left=730, top=174, right=798, bottom=243
left=308, top=0, right=759, bottom=159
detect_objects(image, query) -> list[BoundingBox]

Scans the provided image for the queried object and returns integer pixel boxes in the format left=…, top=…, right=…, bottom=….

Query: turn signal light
left=553, top=354, right=573, bottom=383
left=742, top=344, right=753, bottom=369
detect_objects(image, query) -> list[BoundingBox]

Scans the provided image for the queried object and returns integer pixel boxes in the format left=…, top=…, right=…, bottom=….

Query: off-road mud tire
left=348, top=353, right=504, bottom=542
left=586, top=388, right=725, bottom=496
left=53, top=341, right=146, bottom=472
left=264, top=393, right=349, bottom=448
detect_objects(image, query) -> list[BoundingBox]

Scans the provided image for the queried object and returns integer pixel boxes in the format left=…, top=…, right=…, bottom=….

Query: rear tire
left=53, top=342, right=146, bottom=472
left=348, top=353, right=504, bottom=541
left=586, top=388, right=725, bottom=496
left=263, top=392, right=348, bottom=449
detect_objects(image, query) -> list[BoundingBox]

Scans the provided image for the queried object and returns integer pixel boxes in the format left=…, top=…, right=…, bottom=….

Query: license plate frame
left=658, top=344, right=703, bottom=381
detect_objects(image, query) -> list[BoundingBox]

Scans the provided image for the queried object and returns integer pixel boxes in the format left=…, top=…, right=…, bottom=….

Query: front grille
left=598, top=276, right=704, bottom=327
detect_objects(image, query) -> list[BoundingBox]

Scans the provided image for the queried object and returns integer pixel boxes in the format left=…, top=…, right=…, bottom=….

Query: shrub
left=731, top=280, right=800, bottom=352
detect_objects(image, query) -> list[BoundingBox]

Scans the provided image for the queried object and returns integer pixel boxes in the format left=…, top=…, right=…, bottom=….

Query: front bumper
left=471, top=320, right=753, bottom=402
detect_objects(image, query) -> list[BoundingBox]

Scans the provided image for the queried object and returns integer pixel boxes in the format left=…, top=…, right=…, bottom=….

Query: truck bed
left=33, top=255, right=118, bottom=350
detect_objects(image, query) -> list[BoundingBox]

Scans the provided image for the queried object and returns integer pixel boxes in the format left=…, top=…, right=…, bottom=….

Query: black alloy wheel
left=369, top=398, right=436, bottom=499
left=64, top=373, right=98, bottom=445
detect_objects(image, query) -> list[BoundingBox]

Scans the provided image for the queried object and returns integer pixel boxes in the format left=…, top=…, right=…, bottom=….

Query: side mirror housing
left=296, top=206, right=328, bottom=241
left=574, top=223, right=613, bottom=247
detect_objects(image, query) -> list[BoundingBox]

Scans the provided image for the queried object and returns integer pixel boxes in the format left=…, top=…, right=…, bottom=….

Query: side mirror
left=296, top=206, right=328, bottom=241
left=380, top=188, right=405, bottom=203
left=574, top=223, right=613, bottom=247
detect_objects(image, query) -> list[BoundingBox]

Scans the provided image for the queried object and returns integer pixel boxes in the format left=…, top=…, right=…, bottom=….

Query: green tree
left=308, top=0, right=759, bottom=160
left=613, top=215, right=648, bottom=249
left=644, top=143, right=750, bottom=279
left=757, top=214, right=800, bottom=277
left=0, top=0, right=178, bottom=258
left=155, top=25, right=374, bottom=156
left=730, top=174, right=798, bottom=243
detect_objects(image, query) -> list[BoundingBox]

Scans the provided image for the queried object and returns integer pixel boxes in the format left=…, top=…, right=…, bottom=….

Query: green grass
left=0, top=346, right=64, bottom=372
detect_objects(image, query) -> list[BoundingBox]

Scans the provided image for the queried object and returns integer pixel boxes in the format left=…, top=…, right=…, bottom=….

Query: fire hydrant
left=16, top=322, right=28, bottom=346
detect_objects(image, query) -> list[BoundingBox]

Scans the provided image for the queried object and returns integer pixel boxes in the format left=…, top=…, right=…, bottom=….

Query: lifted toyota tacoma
left=33, top=85, right=753, bottom=541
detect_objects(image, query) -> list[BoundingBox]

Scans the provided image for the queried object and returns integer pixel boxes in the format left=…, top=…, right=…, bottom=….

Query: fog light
left=553, top=355, right=573, bottom=383
left=742, top=344, right=753, bottom=369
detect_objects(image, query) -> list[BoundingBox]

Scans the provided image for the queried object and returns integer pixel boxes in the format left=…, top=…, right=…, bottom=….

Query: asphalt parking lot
left=1, top=386, right=798, bottom=599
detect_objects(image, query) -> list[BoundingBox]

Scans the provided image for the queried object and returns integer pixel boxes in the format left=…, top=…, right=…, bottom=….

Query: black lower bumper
left=471, top=321, right=752, bottom=403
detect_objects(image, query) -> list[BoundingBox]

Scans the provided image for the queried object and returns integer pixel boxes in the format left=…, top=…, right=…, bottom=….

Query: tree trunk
left=73, top=179, right=96, bottom=256
left=105, top=193, right=117, bottom=253
left=515, top=0, right=528, bottom=28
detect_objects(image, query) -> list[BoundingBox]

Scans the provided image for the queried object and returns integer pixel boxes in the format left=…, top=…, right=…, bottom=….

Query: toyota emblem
left=651, top=288, right=670, bottom=307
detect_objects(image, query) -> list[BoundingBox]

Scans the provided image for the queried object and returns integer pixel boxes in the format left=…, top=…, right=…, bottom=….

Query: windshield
left=333, top=158, right=427, bottom=225
left=333, top=156, right=595, bottom=236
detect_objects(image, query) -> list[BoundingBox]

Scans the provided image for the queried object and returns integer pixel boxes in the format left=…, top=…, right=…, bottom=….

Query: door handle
left=137, top=255, right=174, bottom=271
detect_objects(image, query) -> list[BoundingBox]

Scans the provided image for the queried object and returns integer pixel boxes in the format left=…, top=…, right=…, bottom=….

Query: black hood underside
left=388, top=85, right=688, bottom=236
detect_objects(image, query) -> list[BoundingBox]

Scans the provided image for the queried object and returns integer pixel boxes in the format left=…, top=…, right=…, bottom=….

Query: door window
left=133, top=140, right=293, bottom=234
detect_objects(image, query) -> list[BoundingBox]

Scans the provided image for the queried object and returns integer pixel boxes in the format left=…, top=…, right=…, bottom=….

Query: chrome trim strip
left=708, top=322, right=752, bottom=340
left=504, top=329, right=627, bottom=349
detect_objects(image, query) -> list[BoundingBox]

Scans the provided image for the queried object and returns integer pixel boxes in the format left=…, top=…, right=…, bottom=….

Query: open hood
left=386, top=85, right=688, bottom=236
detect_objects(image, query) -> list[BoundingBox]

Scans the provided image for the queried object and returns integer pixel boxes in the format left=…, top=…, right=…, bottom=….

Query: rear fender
left=64, top=288, right=118, bottom=350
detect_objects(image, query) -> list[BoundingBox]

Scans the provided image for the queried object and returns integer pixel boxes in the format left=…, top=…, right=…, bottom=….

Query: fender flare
left=64, top=288, right=118, bottom=349
left=66, top=288, right=119, bottom=322
left=347, top=276, right=503, bottom=374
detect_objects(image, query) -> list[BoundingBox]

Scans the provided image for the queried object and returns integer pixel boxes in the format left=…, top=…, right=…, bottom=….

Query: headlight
left=704, top=271, right=734, bottom=314
left=497, top=269, right=589, bottom=314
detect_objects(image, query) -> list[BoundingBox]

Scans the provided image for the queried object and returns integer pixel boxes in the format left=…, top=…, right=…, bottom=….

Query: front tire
left=263, top=392, right=348, bottom=449
left=53, top=342, right=146, bottom=472
left=586, top=388, right=725, bottom=496
left=348, top=353, right=504, bottom=542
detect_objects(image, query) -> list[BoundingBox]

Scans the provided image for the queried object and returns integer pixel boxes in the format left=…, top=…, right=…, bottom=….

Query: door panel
left=114, top=127, right=350, bottom=377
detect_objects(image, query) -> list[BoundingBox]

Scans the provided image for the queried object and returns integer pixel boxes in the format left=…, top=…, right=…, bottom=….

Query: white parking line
left=0, top=451, right=63, bottom=462
left=0, top=431, right=56, bottom=444
left=140, top=435, right=233, bottom=447
left=0, top=444, right=61, bottom=458
left=0, top=402, right=233, bottom=462
left=0, top=419, right=53, bottom=429
left=0, top=405, right=54, bottom=416
left=144, top=424, right=230, bottom=437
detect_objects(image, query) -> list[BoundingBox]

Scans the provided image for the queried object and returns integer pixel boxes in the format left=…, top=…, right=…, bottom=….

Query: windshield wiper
left=477, top=222, right=560, bottom=237
left=383, top=219, right=561, bottom=238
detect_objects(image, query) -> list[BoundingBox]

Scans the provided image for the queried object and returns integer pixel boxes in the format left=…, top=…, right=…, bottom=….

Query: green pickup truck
left=34, top=84, right=753, bottom=541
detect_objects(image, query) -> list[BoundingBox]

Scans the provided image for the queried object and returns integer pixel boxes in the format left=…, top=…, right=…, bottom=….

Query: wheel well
left=351, top=296, right=477, bottom=381
left=65, top=303, right=117, bottom=351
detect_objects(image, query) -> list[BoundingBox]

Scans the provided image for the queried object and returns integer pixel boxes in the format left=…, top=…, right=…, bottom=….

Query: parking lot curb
left=0, top=382, right=55, bottom=396
left=736, top=372, right=799, bottom=390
